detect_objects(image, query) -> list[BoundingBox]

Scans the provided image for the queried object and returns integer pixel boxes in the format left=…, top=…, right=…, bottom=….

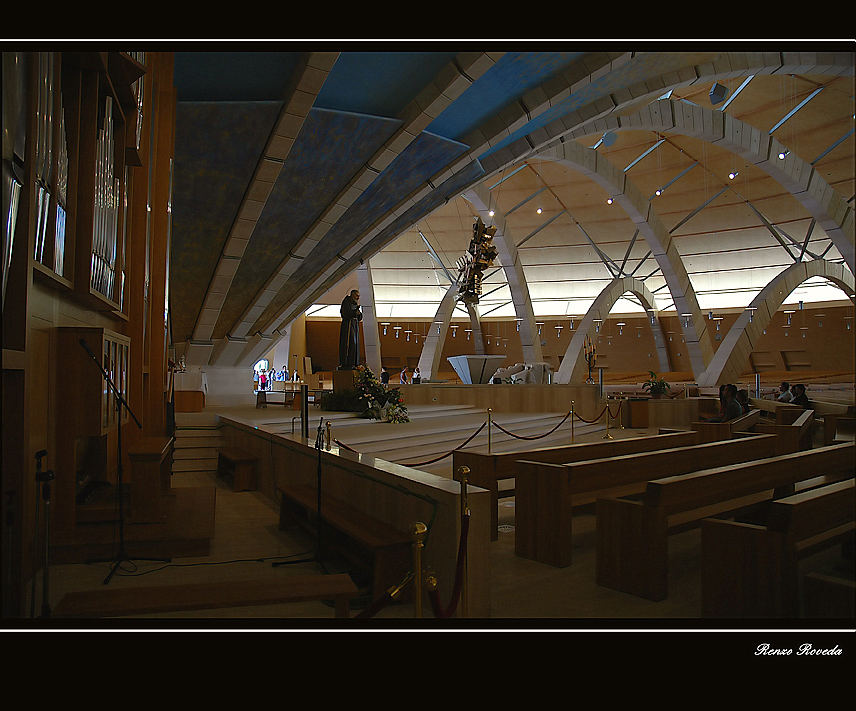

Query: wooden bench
left=217, top=448, right=258, bottom=491
left=700, top=479, right=855, bottom=618
left=753, top=409, right=815, bottom=455
left=514, top=433, right=778, bottom=567
left=690, top=409, right=761, bottom=443
left=53, top=574, right=359, bottom=618
left=595, top=441, right=854, bottom=601
left=256, top=389, right=298, bottom=409
left=452, top=430, right=700, bottom=540
left=809, top=399, right=856, bottom=445
left=802, top=571, right=856, bottom=618
left=749, top=397, right=805, bottom=424
left=278, top=484, right=412, bottom=601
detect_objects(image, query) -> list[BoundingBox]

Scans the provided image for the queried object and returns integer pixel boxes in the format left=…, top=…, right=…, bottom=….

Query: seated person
left=775, top=381, right=793, bottom=402
left=702, top=384, right=742, bottom=422
left=791, top=383, right=810, bottom=408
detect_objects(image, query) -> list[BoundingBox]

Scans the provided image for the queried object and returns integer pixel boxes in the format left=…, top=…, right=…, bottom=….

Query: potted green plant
left=642, top=370, right=671, bottom=398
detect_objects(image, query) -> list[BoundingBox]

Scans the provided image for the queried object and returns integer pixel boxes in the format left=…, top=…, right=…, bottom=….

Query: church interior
left=2, top=45, right=854, bottom=630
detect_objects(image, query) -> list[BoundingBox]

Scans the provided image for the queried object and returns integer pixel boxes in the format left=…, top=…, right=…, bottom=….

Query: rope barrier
left=426, top=511, right=470, bottom=619
left=607, top=399, right=624, bottom=420
left=572, top=405, right=609, bottom=424
left=354, top=571, right=414, bottom=619
left=333, top=438, right=358, bottom=453
left=399, top=421, right=487, bottom=467
left=491, top=410, right=572, bottom=440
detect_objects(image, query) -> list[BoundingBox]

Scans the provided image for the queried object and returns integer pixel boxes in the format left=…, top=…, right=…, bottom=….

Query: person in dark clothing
left=338, top=289, right=362, bottom=369
left=791, top=383, right=810, bottom=408
left=380, top=366, right=390, bottom=385
left=704, top=384, right=742, bottom=422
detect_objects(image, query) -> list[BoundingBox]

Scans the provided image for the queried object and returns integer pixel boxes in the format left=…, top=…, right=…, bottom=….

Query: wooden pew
left=802, top=572, right=856, bottom=618
left=809, top=399, right=856, bottom=445
left=700, top=479, right=855, bottom=618
left=514, top=433, right=778, bottom=567
left=596, top=441, right=854, bottom=601
left=690, top=409, right=761, bottom=443
left=754, top=409, right=815, bottom=455
left=749, top=397, right=804, bottom=424
left=278, top=484, right=412, bottom=601
left=452, top=430, right=700, bottom=540
left=217, top=448, right=258, bottom=491
left=53, top=574, right=360, bottom=618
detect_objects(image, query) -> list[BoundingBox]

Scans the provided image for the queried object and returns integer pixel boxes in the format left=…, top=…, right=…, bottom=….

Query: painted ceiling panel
left=250, top=131, right=476, bottom=331
left=211, top=107, right=402, bottom=339
left=171, top=100, right=283, bottom=343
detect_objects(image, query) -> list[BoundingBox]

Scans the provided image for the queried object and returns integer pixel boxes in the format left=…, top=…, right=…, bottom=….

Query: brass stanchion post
left=410, top=521, right=427, bottom=618
left=601, top=402, right=613, bottom=440
left=325, top=420, right=332, bottom=449
left=458, top=465, right=470, bottom=618
left=486, top=408, right=492, bottom=454
left=570, top=400, right=575, bottom=444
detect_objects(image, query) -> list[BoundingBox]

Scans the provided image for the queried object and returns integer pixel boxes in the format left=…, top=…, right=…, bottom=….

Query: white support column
left=356, top=261, right=381, bottom=374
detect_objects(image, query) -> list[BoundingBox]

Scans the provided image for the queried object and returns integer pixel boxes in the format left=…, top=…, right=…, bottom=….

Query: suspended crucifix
left=456, top=216, right=498, bottom=305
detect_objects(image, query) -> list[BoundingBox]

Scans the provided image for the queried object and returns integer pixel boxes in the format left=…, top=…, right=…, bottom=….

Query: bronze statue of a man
left=338, top=289, right=362, bottom=369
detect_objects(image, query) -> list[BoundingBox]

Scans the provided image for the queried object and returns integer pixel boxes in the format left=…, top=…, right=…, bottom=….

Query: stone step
left=172, top=458, right=218, bottom=472
left=173, top=447, right=219, bottom=460
left=174, top=436, right=223, bottom=449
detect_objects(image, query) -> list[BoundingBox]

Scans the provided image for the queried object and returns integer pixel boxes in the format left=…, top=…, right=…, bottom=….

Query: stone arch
left=417, top=280, right=485, bottom=380
left=554, top=277, right=670, bottom=384
left=697, top=259, right=855, bottom=386
left=563, top=98, right=855, bottom=274
left=539, top=140, right=714, bottom=378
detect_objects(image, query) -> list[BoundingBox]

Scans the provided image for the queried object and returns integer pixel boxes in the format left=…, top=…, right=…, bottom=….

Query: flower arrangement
left=352, top=365, right=410, bottom=423
left=641, top=370, right=671, bottom=398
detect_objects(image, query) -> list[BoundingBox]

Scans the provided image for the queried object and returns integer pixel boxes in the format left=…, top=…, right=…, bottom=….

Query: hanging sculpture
left=456, top=216, right=498, bottom=305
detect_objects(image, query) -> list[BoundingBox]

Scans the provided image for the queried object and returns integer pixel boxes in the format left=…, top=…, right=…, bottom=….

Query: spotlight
left=606, top=197, right=613, bottom=205
left=488, top=210, right=494, bottom=217
left=728, top=171, right=739, bottom=179
left=655, top=188, right=663, bottom=196
left=709, top=82, right=728, bottom=105
left=536, top=207, right=542, bottom=214
left=778, top=150, right=789, bottom=160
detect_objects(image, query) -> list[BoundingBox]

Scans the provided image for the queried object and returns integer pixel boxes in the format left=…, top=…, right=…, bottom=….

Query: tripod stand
left=273, top=416, right=327, bottom=572
left=78, top=338, right=170, bottom=585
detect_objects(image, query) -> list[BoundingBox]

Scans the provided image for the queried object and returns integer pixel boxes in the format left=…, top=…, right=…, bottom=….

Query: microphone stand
left=78, top=338, right=169, bottom=585
left=273, top=416, right=327, bottom=572
left=31, top=450, right=54, bottom=617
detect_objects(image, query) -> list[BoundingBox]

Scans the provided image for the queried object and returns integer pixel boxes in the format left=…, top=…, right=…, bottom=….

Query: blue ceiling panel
left=171, top=100, right=283, bottom=342
left=427, top=51, right=584, bottom=142
left=174, top=52, right=300, bottom=101
left=213, top=107, right=402, bottom=339
left=316, top=52, right=458, bottom=118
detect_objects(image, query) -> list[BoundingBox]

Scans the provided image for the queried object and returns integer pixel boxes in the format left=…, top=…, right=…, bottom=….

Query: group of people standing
left=253, top=366, right=299, bottom=391
left=380, top=366, right=421, bottom=385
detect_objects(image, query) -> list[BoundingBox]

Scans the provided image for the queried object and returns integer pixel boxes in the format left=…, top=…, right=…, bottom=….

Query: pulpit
left=128, top=436, right=174, bottom=522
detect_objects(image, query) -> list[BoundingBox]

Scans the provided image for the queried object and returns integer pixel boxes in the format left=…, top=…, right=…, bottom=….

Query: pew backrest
left=453, top=429, right=699, bottom=482
left=644, top=441, right=854, bottom=514
left=517, top=433, right=778, bottom=501
left=765, top=478, right=855, bottom=540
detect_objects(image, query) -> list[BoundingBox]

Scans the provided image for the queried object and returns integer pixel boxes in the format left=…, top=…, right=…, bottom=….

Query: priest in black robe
left=338, top=289, right=362, bottom=369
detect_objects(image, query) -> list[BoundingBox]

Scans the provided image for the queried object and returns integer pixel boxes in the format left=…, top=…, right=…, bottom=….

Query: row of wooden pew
left=453, top=414, right=855, bottom=618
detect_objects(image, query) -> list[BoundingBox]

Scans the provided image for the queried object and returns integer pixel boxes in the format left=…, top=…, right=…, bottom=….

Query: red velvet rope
left=491, top=410, right=572, bottom=440
left=573, top=405, right=608, bottom=424
left=607, top=400, right=624, bottom=419
left=427, top=511, right=470, bottom=618
left=400, top=421, right=487, bottom=467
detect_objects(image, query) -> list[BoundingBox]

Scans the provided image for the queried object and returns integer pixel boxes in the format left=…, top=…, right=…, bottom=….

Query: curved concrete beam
left=554, top=277, right=670, bottom=384
left=697, top=259, right=855, bottom=386
left=539, top=140, right=714, bottom=378
left=463, top=184, right=543, bottom=363
left=563, top=98, right=855, bottom=275
left=417, top=281, right=459, bottom=380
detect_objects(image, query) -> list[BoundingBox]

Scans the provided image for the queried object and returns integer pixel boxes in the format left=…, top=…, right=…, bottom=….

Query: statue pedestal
left=333, top=369, right=358, bottom=394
